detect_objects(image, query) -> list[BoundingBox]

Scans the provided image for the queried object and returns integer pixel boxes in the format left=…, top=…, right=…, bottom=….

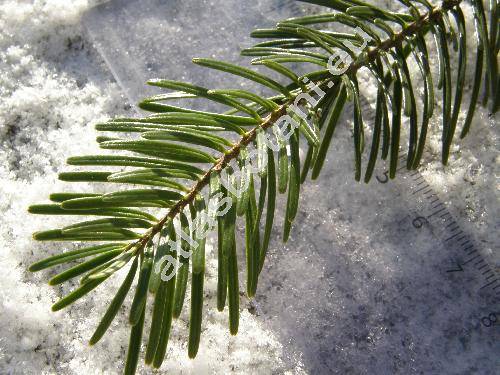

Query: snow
left=0, top=0, right=498, bottom=374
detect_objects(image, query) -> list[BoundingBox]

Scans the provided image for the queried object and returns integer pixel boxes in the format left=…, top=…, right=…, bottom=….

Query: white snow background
left=0, top=0, right=498, bottom=374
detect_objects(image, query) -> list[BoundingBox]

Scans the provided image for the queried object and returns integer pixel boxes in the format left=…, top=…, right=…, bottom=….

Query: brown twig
left=135, top=0, right=462, bottom=250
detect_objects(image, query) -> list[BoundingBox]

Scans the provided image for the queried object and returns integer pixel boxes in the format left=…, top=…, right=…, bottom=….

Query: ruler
left=84, top=0, right=499, bottom=328
left=376, top=152, right=499, bottom=297
left=355, top=93, right=499, bottom=339
left=390, top=155, right=499, bottom=297
left=358, top=91, right=499, bottom=303
left=83, top=0, right=498, bottom=371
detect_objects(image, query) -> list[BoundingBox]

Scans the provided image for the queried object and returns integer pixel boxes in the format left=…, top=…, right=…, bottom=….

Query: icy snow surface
left=1, top=0, right=498, bottom=374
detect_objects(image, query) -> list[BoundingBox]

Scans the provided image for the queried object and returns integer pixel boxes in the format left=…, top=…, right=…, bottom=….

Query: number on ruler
left=446, top=261, right=463, bottom=273
left=412, top=216, right=428, bottom=228
left=376, top=171, right=389, bottom=184
left=480, top=313, right=498, bottom=327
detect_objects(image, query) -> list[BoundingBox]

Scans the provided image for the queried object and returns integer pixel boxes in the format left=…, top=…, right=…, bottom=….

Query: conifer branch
left=28, top=1, right=497, bottom=373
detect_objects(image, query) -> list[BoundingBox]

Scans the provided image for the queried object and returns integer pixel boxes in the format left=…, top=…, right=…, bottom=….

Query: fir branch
left=28, top=0, right=498, bottom=373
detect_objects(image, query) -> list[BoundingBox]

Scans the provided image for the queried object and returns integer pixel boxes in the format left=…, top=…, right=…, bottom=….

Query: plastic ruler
left=83, top=0, right=499, bottom=370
